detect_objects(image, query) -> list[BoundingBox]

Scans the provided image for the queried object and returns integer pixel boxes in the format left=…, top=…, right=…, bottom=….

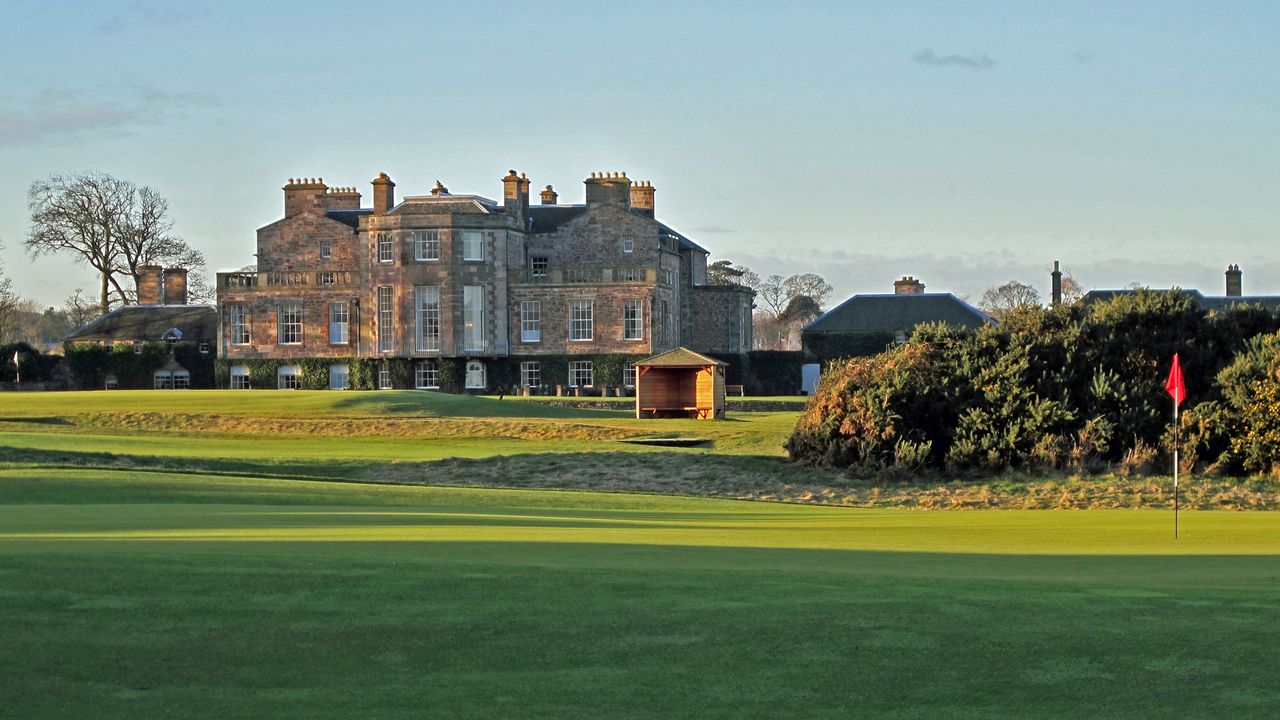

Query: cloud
left=0, top=82, right=215, bottom=147
left=95, top=1, right=209, bottom=34
left=913, top=49, right=995, bottom=70
left=693, top=225, right=733, bottom=234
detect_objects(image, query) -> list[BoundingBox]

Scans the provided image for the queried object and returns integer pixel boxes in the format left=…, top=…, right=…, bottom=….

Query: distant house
left=63, top=266, right=217, bottom=389
left=1081, top=266, right=1280, bottom=312
left=802, top=276, right=993, bottom=360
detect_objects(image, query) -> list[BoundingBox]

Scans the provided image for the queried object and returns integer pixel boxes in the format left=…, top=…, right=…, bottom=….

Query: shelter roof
left=635, top=347, right=728, bottom=367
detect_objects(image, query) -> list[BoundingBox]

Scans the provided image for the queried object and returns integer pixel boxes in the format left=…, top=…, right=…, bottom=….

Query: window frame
left=568, top=298, right=593, bottom=342
left=520, top=361, right=541, bottom=389
left=463, top=285, right=485, bottom=352
left=520, top=300, right=541, bottom=343
left=377, top=233, right=394, bottom=263
left=624, top=298, right=644, bottom=341
left=530, top=255, right=549, bottom=278
left=414, top=230, right=441, bottom=262
left=415, top=360, right=440, bottom=390
left=568, top=360, right=593, bottom=388
left=229, top=305, right=250, bottom=345
left=329, top=364, right=349, bottom=390
left=329, top=302, right=349, bottom=345
left=277, top=303, right=302, bottom=345
left=277, top=365, right=302, bottom=390
left=320, top=242, right=332, bottom=260
left=461, top=231, right=484, bottom=262
left=229, top=365, right=250, bottom=390
left=414, top=285, right=441, bottom=352
left=377, top=286, right=394, bottom=353
left=465, top=360, right=486, bottom=389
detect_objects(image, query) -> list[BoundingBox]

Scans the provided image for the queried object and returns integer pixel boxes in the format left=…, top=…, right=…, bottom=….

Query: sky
left=1, top=0, right=1277, bottom=308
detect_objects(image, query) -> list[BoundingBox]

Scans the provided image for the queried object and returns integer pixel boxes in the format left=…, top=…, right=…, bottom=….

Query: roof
left=64, top=305, right=217, bottom=343
left=804, top=293, right=993, bottom=334
left=526, top=205, right=708, bottom=254
left=635, top=347, right=728, bottom=367
left=388, top=195, right=501, bottom=216
left=324, top=208, right=372, bottom=228
left=1082, top=288, right=1280, bottom=312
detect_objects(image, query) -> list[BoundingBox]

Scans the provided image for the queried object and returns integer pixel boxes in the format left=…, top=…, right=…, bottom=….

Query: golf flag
left=1165, top=354, right=1186, bottom=409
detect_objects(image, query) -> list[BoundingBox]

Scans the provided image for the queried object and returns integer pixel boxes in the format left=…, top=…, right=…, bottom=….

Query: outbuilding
left=634, top=347, right=727, bottom=420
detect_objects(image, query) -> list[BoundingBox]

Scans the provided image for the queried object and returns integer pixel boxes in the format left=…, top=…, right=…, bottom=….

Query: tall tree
left=783, top=273, right=834, bottom=308
left=758, top=274, right=788, bottom=316
left=980, top=280, right=1041, bottom=320
left=0, top=243, right=19, bottom=343
left=26, top=173, right=207, bottom=313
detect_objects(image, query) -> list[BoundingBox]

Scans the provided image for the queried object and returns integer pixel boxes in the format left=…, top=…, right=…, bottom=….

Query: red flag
left=1165, top=354, right=1186, bottom=408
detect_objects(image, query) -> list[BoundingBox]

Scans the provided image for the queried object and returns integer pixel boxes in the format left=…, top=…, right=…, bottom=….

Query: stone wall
left=256, top=212, right=361, bottom=272
left=689, top=285, right=754, bottom=355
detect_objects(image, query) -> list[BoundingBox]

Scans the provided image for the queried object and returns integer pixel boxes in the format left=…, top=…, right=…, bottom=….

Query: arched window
left=465, top=360, right=486, bottom=390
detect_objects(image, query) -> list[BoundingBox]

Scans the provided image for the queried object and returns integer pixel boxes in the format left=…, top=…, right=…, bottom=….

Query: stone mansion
left=216, top=169, right=754, bottom=390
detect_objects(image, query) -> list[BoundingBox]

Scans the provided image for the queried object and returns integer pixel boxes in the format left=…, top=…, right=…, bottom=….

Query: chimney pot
left=1051, top=260, right=1063, bottom=305
left=1225, top=264, right=1243, bottom=297
left=893, top=276, right=926, bottom=295
left=371, top=172, right=395, bottom=214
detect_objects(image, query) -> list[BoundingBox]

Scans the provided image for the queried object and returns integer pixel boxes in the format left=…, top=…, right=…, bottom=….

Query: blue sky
left=2, top=0, right=1277, bottom=306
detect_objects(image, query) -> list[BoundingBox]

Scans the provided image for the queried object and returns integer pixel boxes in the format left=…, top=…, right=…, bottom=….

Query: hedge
left=0, top=342, right=61, bottom=383
left=64, top=342, right=216, bottom=389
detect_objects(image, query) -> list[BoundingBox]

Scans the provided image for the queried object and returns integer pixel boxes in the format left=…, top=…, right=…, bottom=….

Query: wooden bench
left=725, top=384, right=745, bottom=397
left=640, top=406, right=711, bottom=419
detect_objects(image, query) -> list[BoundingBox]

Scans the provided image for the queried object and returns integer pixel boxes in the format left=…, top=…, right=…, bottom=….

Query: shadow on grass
left=327, top=391, right=626, bottom=420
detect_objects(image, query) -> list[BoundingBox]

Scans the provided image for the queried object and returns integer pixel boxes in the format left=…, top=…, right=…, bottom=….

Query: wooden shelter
left=634, top=347, right=727, bottom=420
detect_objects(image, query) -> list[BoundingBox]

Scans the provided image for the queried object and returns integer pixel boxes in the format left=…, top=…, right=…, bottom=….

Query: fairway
left=2, top=392, right=1279, bottom=718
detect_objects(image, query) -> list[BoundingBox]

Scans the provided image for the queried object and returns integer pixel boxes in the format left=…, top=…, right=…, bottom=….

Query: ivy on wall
left=65, top=342, right=216, bottom=389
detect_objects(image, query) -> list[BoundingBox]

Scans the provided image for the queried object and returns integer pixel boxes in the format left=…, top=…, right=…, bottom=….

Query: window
left=377, top=286, right=394, bottom=352
left=278, top=303, right=302, bottom=345
left=328, top=303, right=349, bottom=345
left=624, top=363, right=636, bottom=388
left=660, top=268, right=676, bottom=286
left=379, top=368, right=392, bottom=390
left=329, top=364, right=349, bottom=390
left=318, top=271, right=336, bottom=286
left=624, top=299, right=644, bottom=341
left=530, top=255, right=548, bottom=278
left=660, top=299, right=672, bottom=345
left=415, top=360, right=439, bottom=389
left=230, top=365, right=250, bottom=390
left=463, top=285, right=485, bottom=352
left=619, top=267, right=643, bottom=282
left=520, top=300, right=541, bottom=343
left=465, top=360, right=486, bottom=389
left=622, top=236, right=634, bottom=254
left=277, top=365, right=301, bottom=390
left=229, top=305, right=250, bottom=345
left=320, top=242, right=332, bottom=259
left=414, top=231, right=440, bottom=261
left=462, top=231, right=484, bottom=261
left=199, top=341, right=210, bottom=354
left=153, top=370, right=190, bottom=389
left=133, top=341, right=142, bottom=354
left=415, top=286, right=441, bottom=352
left=377, top=233, right=394, bottom=263
left=520, top=361, right=540, bottom=388
left=569, top=361, right=593, bottom=388
left=569, top=299, right=593, bottom=341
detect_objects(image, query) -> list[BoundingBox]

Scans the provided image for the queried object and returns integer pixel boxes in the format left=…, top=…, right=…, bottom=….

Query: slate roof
left=804, top=293, right=993, bottom=334
left=635, top=347, right=728, bottom=367
left=324, top=208, right=372, bottom=228
left=1082, top=289, right=1280, bottom=312
left=526, top=205, right=708, bottom=254
left=64, top=305, right=218, bottom=343
left=390, top=195, right=501, bottom=216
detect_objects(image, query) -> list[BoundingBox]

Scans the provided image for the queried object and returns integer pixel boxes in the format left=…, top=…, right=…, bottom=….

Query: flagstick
left=1173, top=394, right=1179, bottom=540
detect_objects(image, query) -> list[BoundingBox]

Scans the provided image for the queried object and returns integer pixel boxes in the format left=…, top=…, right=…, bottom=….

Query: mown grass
left=2, top=470, right=1280, bottom=718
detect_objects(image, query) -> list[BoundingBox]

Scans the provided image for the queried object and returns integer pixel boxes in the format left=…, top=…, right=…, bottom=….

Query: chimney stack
left=540, top=184, right=558, bottom=205
left=503, top=169, right=530, bottom=224
left=136, top=265, right=163, bottom=305
left=893, top=276, right=925, bottom=295
left=323, top=185, right=362, bottom=210
left=283, top=177, right=327, bottom=218
left=630, top=180, right=655, bottom=217
left=1051, top=260, right=1063, bottom=305
left=584, top=171, right=632, bottom=209
left=371, top=172, right=395, bottom=215
left=163, top=267, right=188, bottom=305
left=1226, top=264, right=1243, bottom=297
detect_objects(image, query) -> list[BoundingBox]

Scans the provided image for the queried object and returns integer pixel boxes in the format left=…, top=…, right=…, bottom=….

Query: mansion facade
left=216, top=169, right=754, bottom=391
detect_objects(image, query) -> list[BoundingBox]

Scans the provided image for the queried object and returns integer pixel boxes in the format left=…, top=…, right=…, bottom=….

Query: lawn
left=2, top=391, right=1279, bottom=718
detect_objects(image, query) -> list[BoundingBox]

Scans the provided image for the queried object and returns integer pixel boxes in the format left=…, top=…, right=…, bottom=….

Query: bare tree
left=26, top=173, right=206, bottom=313
left=62, top=289, right=100, bottom=331
left=758, top=274, right=788, bottom=316
left=783, top=273, right=834, bottom=308
left=980, top=280, right=1041, bottom=320
left=0, top=246, right=19, bottom=343
left=1060, top=273, right=1084, bottom=305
